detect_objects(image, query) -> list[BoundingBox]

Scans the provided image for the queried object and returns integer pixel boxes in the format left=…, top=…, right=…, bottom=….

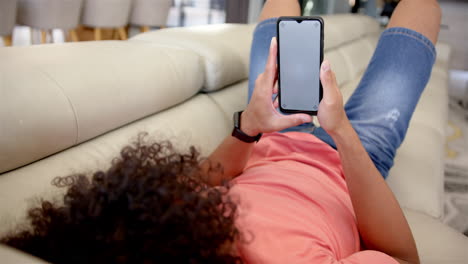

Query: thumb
left=320, top=60, right=339, bottom=101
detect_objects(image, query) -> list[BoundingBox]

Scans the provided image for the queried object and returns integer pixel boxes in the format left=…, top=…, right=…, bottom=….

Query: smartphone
left=277, top=16, right=324, bottom=115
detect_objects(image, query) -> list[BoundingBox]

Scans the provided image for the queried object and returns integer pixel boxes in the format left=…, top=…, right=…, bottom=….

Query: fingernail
left=270, top=37, right=276, bottom=47
left=322, top=60, right=330, bottom=72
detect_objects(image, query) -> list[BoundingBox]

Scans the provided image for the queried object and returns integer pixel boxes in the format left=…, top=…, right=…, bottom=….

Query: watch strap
left=232, top=111, right=262, bottom=143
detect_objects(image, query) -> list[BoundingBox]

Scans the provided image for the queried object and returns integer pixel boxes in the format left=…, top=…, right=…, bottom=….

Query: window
left=167, top=0, right=227, bottom=27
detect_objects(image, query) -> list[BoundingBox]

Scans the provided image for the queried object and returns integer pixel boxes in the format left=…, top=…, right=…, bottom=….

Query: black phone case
left=277, top=16, right=324, bottom=115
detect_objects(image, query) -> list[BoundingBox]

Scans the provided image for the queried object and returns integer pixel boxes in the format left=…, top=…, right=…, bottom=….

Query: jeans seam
left=253, top=19, right=277, bottom=35
left=382, top=31, right=436, bottom=59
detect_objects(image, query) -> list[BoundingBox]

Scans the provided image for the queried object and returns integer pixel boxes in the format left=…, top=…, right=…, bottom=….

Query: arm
left=200, top=133, right=255, bottom=186
left=201, top=38, right=311, bottom=186
left=332, top=122, right=418, bottom=264
left=318, top=61, right=419, bottom=264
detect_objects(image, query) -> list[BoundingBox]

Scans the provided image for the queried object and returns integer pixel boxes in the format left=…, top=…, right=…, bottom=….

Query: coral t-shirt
left=231, top=132, right=397, bottom=264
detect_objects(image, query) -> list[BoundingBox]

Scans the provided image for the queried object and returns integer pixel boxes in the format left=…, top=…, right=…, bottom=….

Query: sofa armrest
left=404, top=208, right=468, bottom=264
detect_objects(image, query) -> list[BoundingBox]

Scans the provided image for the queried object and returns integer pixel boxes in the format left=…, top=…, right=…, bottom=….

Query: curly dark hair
left=1, top=136, right=242, bottom=264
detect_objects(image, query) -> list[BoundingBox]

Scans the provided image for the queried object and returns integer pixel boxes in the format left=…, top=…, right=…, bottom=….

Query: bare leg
left=259, top=0, right=301, bottom=22
left=387, top=0, right=441, bottom=44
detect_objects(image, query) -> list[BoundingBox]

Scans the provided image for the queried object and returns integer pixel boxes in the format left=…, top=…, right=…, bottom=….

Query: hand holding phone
left=242, top=38, right=313, bottom=137
left=277, top=16, right=324, bottom=115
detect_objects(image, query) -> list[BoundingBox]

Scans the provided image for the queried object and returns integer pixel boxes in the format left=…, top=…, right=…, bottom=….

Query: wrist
left=240, top=111, right=259, bottom=137
left=328, top=117, right=352, bottom=140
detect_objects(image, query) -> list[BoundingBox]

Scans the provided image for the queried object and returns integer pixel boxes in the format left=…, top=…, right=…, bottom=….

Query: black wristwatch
left=232, top=111, right=262, bottom=143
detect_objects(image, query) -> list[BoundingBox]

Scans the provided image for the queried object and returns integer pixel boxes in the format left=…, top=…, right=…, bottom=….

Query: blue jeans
left=248, top=18, right=436, bottom=178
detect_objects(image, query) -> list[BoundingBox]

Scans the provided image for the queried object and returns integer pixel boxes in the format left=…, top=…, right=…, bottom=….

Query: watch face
left=233, top=111, right=241, bottom=128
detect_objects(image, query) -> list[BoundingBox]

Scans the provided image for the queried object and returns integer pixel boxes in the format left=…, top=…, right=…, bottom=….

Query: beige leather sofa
left=0, top=14, right=467, bottom=263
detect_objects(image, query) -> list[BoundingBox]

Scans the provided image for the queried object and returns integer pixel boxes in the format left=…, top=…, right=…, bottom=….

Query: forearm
left=330, top=120, right=419, bottom=263
left=201, top=135, right=254, bottom=186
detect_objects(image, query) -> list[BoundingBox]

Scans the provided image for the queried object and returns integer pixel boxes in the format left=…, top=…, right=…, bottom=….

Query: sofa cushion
left=434, top=42, right=451, bottom=70
left=131, top=24, right=255, bottom=92
left=411, top=71, right=449, bottom=137
left=338, top=38, right=375, bottom=78
left=325, top=49, right=352, bottom=86
left=0, top=93, right=231, bottom=236
left=324, top=31, right=379, bottom=87
left=0, top=41, right=204, bottom=173
left=0, top=245, right=49, bottom=264
left=323, top=14, right=381, bottom=51
left=206, top=80, right=248, bottom=121
left=387, top=124, right=445, bottom=219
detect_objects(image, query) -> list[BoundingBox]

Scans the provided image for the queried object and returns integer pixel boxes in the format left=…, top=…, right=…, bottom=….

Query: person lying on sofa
left=1, top=0, right=441, bottom=263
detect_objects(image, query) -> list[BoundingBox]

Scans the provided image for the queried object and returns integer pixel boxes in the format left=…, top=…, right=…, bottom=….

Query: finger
left=273, top=95, right=279, bottom=108
left=320, top=60, right=340, bottom=101
left=273, top=81, right=278, bottom=94
left=273, top=114, right=312, bottom=130
left=264, top=37, right=278, bottom=83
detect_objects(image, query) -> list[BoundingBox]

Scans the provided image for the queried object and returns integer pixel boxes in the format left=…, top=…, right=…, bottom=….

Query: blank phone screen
left=278, top=19, right=321, bottom=112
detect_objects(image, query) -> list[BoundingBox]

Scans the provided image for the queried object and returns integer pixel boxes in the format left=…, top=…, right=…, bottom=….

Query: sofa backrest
left=131, top=23, right=255, bottom=92
left=0, top=41, right=204, bottom=173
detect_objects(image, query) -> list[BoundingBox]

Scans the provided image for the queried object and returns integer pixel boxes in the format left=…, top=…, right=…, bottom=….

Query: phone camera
left=314, top=22, right=319, bottom=28
left=280, top=22, right=286, bottom=28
